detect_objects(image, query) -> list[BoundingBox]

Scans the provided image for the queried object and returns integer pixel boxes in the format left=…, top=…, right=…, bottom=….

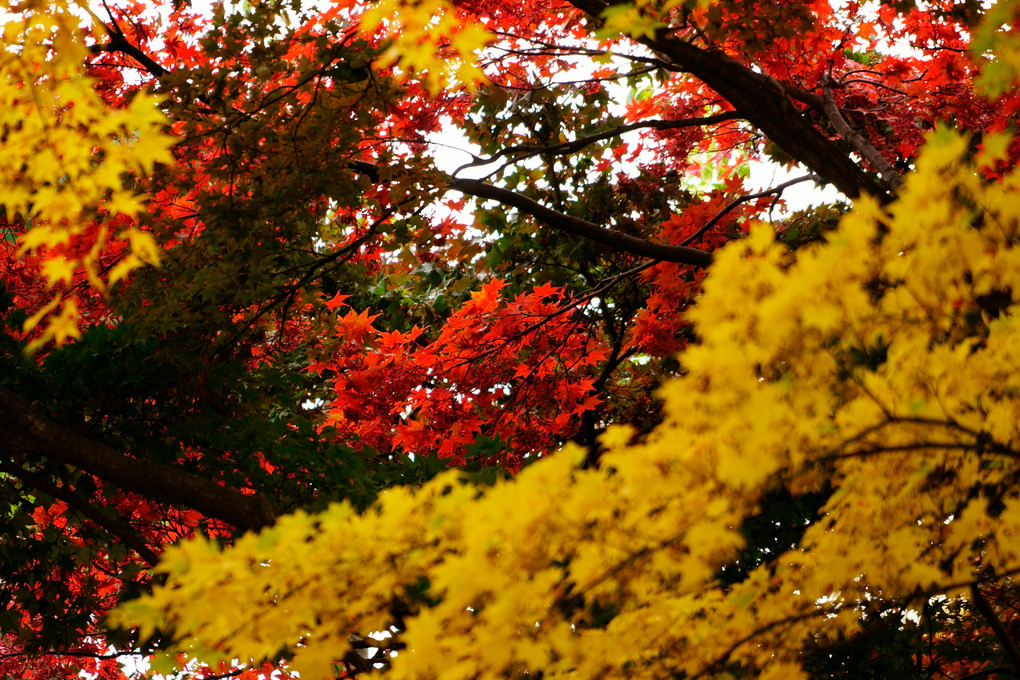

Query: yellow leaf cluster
left=114, top=130, right=1020, bottom=678
left=596, top=4, right=664, bottom=41
left=1, top=0, right=174, bottom=348
left=972, top=0, right=1020, bottom=96
left=359, top=0, right=490, bottom=95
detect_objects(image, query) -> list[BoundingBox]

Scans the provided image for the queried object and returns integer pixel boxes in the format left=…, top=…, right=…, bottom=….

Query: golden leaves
left=359, top=0, right=490, bottom=95
left=972, top=0, right=1020, bottom=96
left=115, top=129, right=1020, bottom=679
left=596, top=4, right=664, bottom=41
left=1, top=0, right=175, bottom=349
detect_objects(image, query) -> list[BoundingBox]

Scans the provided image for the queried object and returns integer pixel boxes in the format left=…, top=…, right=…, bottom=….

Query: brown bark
left=0, top=388, right=278, bottom=534
left=568, top=0, right=893, bottom=202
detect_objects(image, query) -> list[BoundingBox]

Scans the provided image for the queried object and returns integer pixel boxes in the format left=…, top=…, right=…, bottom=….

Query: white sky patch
left=747, top=161, right=844, bottom=212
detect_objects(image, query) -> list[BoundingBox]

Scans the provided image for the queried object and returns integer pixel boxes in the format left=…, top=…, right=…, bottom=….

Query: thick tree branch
left=93, top=0, right=891, bottom=206
left=821, top=75, right=904, bottom=192
left=0, top=461, right=160, bottom=566
left=566, top=0, right=891, bottom=202
left=448, top=177, right=713, bottom=266
left=88, top=3, right=168, bottom=79
left=347, top=163, right=805, bottom=266
left=0, top=388, right=278, bottom=533
left=89, top=31, right=167, bottom=78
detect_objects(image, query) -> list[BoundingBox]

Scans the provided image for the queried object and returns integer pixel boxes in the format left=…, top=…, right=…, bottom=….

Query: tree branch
left=455, top=112, right=741, bottom=173
left=566, top=0, right=892, bottom=202
left=0, top=388, right=278, bottom=534
left=448, top=177, right=713, bottom=266
left=0, top=461, right=160, bottom=566
left=88, top=2, right=168, bottom=78
left=821, top=75, right=904, bottom=192
left=679, top=174, right=821, bottom=247
left=971, top=582, right=1020, bottom=674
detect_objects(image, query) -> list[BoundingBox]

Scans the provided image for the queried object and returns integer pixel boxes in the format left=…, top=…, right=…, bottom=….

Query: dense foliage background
left=2, top=0, right=1020, bottom=677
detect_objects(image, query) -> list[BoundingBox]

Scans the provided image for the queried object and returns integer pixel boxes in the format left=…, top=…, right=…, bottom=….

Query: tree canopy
left=2, top=0, right=1020, bottom=678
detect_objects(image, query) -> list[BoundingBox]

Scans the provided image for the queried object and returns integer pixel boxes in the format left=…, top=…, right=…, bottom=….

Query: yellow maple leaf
left=1, top=0, right=175, bottom=347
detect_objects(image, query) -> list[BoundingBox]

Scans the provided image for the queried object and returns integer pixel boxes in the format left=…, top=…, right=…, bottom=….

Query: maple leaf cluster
left=313, top=278, right=607, bottom=466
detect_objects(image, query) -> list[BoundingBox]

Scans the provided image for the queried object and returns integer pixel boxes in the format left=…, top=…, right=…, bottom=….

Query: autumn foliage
left=2, top=0, right=1020, bottom=678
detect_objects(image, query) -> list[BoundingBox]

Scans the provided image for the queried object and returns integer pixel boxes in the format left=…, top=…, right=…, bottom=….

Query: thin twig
left=679, top=174, right=821, bottom=247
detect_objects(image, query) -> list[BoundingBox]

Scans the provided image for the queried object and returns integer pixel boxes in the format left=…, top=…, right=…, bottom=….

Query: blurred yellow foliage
left=359, top=0, right=490, bottom=95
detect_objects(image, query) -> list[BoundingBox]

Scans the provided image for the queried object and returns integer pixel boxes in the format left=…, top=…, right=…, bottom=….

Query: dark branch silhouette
left=448, top=177, right=714, bottom=266
left=0, top=388, right=278, bottom=534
